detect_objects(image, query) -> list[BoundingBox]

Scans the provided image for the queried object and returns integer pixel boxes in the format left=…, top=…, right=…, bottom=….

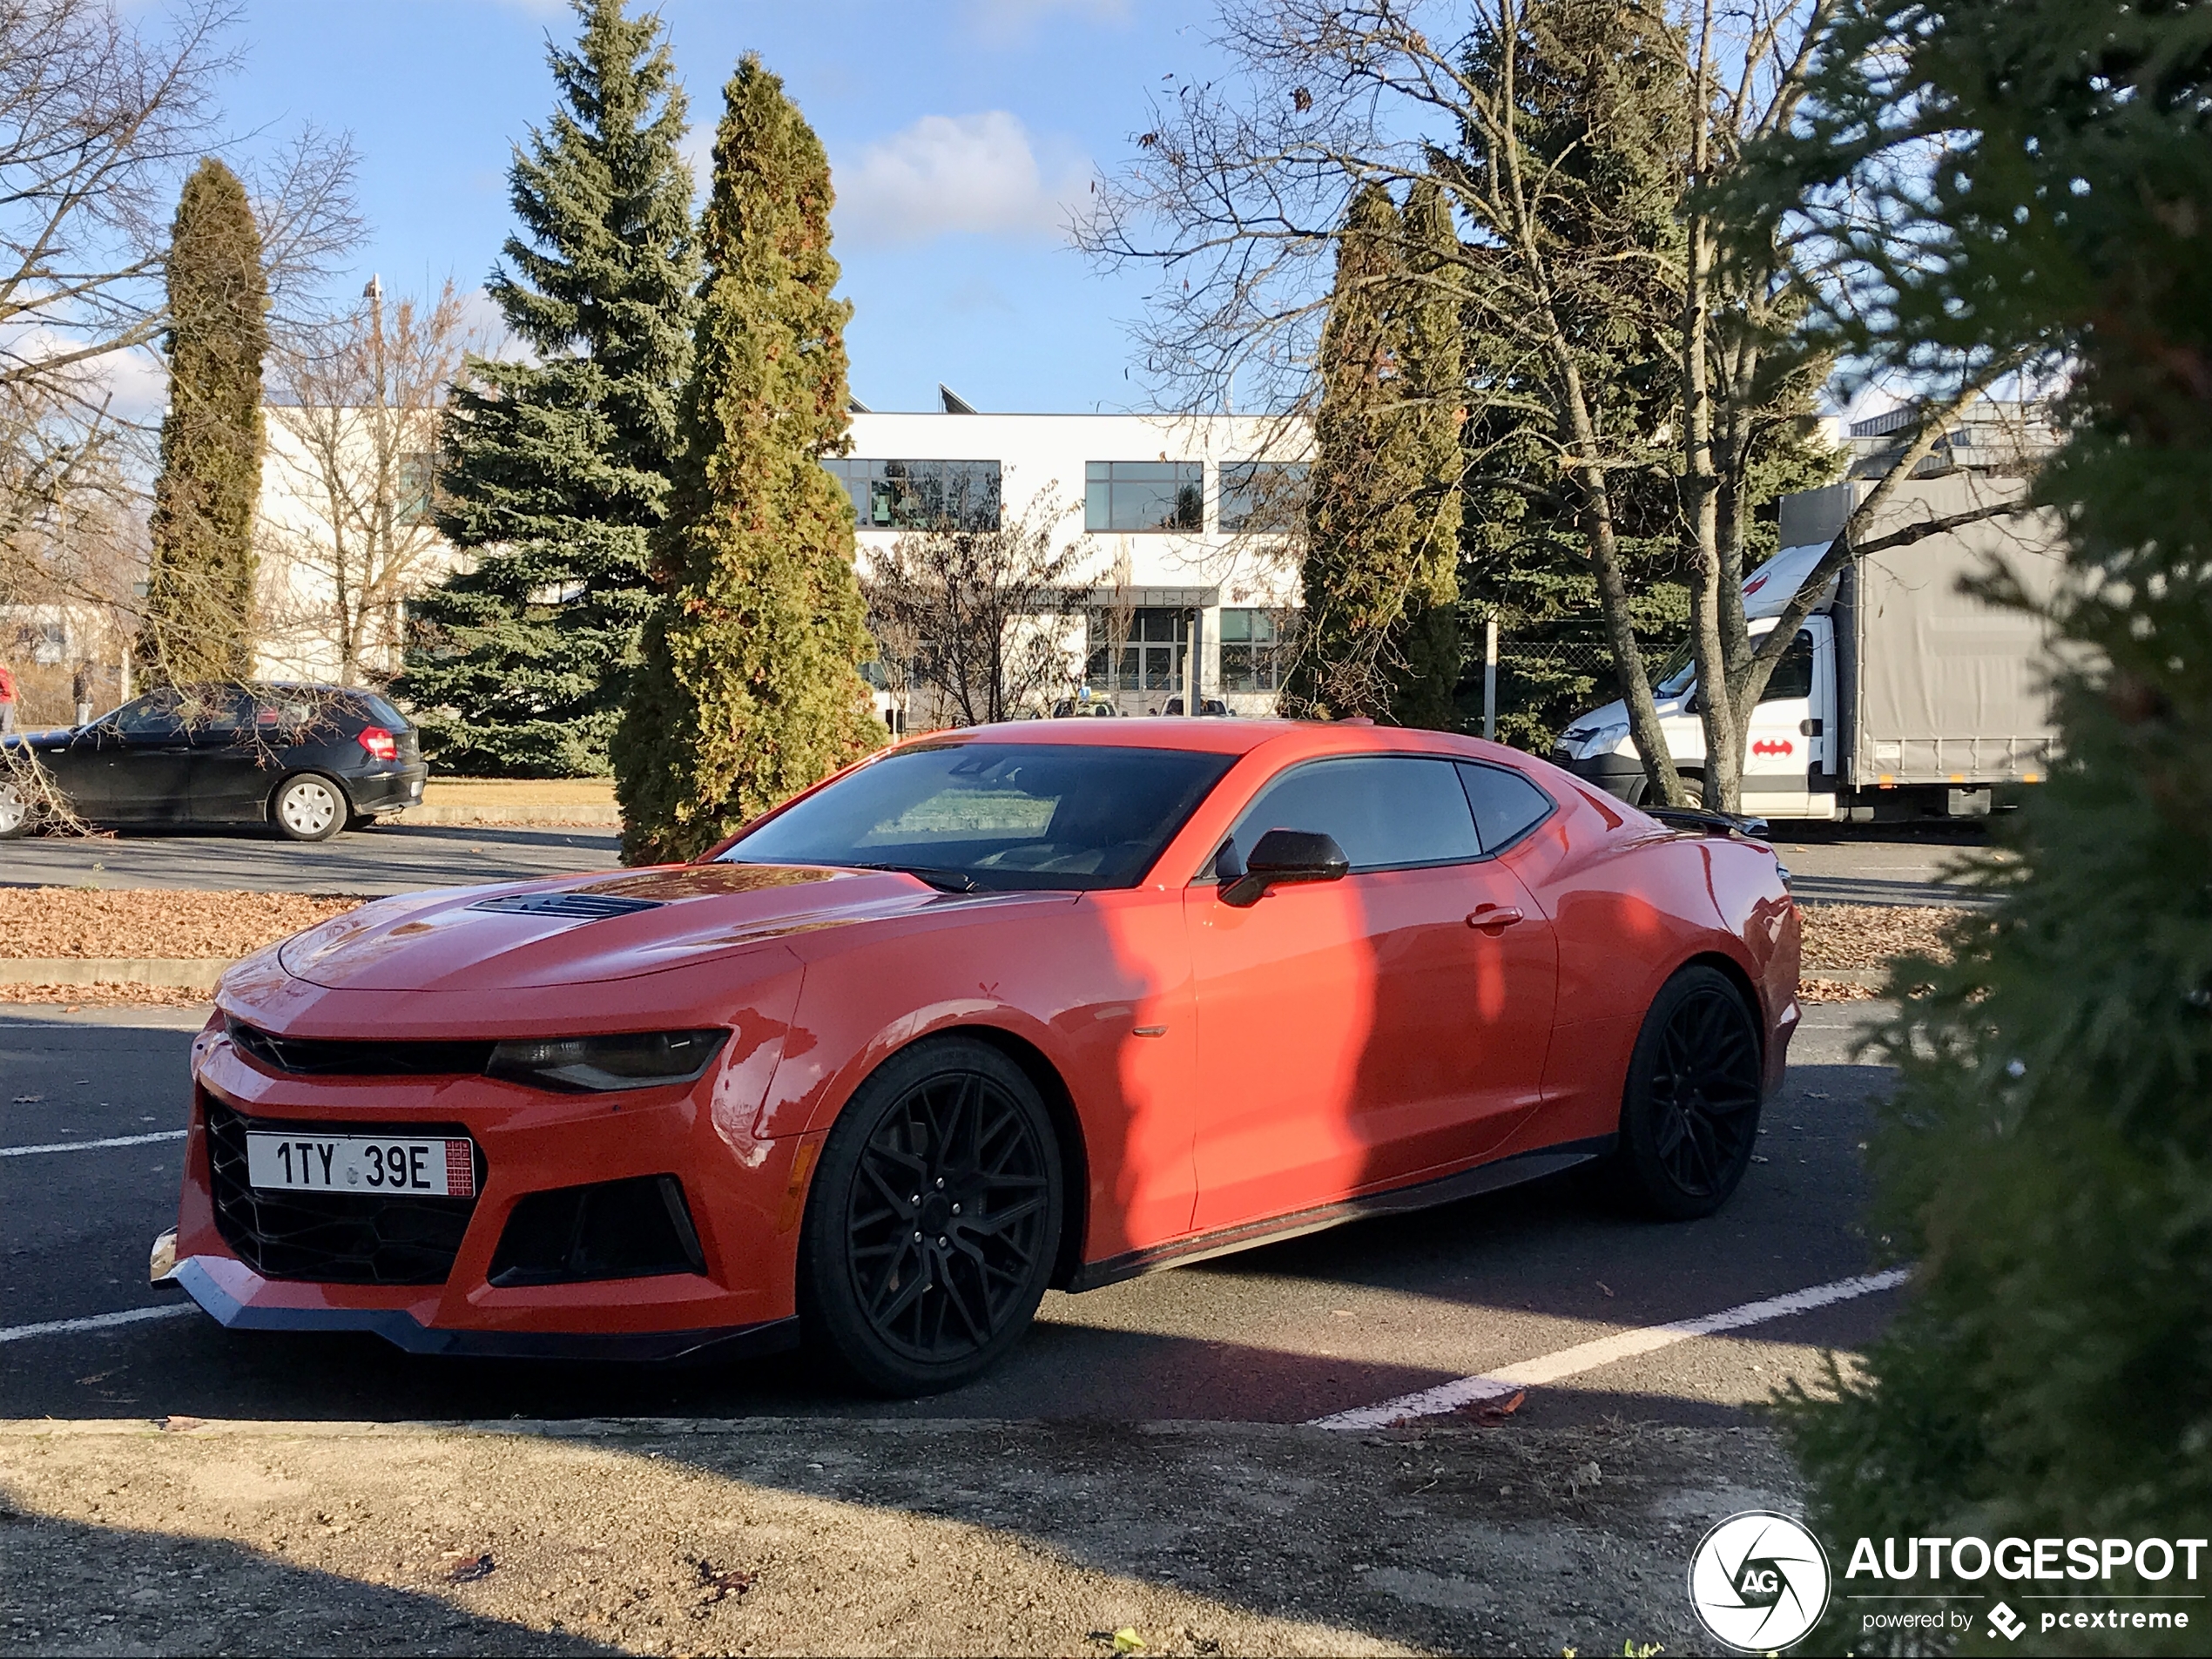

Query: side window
left=1228, top=756, right=1479, bottom=873
left=1457, top=762, right=1554, bottom=853
left=113, top=692, right=187, bottom=739
left=1759, top=631, right=1816, bottom=703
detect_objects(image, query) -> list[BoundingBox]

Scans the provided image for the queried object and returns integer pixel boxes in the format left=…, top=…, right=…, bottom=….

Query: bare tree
left=1085, top=0, right=2030, bottom=806
left=255, top=280, right=480, bottom=685
left=863, top=483, right=1088, bottom=728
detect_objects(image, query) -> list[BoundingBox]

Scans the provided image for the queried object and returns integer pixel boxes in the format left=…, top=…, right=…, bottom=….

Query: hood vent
left=469, top=892, right=664, bottom=921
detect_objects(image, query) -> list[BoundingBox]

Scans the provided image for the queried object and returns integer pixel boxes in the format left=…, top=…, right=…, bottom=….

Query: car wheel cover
left=280, top=779, right=337, bottom=835
left=1647, top=985, right=1761, bottom=1197
left=845, top=1068, right=1051, bottom=1365
left=0, top=782, right=23, bottom=832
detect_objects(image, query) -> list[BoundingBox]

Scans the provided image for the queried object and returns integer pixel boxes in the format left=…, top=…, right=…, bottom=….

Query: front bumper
left=173, top=1018, right=813, bottom=1359
left=1553, top=748, right=1647, bottom=804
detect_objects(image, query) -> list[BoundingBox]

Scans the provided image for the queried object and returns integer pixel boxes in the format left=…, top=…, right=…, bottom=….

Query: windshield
left=718, top=742, right=1238, bottom=891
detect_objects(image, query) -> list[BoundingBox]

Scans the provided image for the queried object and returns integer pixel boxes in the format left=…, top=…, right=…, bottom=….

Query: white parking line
left=0, top=1130, right=186, bottom=1157
left=1308, top=1266, right=1912, bottom=1430
left=0, top=1305, right=196, bottom=1345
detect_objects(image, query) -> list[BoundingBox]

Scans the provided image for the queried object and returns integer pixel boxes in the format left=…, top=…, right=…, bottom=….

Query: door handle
left=1467, top=904, right=1524, bottom=932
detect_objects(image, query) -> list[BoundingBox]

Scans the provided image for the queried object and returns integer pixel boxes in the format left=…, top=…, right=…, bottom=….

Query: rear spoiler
left=1646, top=806, right=1771, bottom=840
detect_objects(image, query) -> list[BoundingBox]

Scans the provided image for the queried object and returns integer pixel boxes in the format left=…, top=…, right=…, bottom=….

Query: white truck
left=1552, top=469, right=2065, bottom=821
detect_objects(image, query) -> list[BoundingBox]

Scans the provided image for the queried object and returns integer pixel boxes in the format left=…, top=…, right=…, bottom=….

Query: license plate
left=246, top=1131, right=476, bottom=1197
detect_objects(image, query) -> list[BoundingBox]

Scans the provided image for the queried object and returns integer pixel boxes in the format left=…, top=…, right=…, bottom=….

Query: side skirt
left=1065, top=1136, right=1617, bottom=1294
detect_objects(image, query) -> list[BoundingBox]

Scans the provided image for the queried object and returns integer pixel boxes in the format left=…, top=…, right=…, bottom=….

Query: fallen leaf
left=446, top=1552, right=495, bottom=1583
left=1474, top=1389, right=1527, bottom=1426
left=1114, top=1630, right=1148, bottom=1655
left=156, top=1414, right=206, bottom=1433
left=1596, top=1280, right=1614, bottom=1297
left=10, top=1096, right=42, bottom=1103
left=692, top=1559, right=752, bottom=1602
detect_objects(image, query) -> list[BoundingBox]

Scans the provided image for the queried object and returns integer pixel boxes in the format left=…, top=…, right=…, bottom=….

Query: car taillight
left=357, top=725, right=398, bottom=762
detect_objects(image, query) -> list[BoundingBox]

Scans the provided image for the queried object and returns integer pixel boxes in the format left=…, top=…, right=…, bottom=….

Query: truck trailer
left=1553, top=469, right=2066, bottom=821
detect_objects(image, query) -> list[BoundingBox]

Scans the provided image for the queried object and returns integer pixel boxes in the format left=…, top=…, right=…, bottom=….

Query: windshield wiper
left=848, top=862, right=980, bottom=894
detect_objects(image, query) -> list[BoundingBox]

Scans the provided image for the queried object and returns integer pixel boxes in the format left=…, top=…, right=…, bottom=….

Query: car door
left=90, top=691, right=198, bottom=824
left=1183, top=753, right=1560, bottom=1232
left=1741, top=629, right=1817, bottom=813
left=187, top=688, right=283, bottom=821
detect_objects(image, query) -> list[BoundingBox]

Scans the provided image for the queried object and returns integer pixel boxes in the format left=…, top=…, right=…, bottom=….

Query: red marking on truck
left=1752, top=738, right=1794, bottom=758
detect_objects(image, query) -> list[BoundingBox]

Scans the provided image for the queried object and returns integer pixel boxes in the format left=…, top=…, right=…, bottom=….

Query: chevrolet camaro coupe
left=166, top=719, right=1800, bottom=1394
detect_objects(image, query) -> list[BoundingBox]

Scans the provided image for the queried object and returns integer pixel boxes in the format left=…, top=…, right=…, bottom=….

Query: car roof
left=907, top=717, right=1531, bottom=765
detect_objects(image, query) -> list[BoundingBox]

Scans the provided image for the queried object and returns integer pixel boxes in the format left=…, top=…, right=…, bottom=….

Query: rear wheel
left=1615, top=965, right=1763, bottom=1219
left=271, top=772, right=347, bottom=841
left=0, top=778, right=30, bottom=839
left=798, top=1037, right=1062, bottom=1396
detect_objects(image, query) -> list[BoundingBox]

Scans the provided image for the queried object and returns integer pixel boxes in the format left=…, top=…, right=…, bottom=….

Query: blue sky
left=212, top=0, right=1205, bottom=414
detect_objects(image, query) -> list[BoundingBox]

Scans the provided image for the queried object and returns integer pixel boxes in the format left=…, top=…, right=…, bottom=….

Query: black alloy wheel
left=1615, top=964, right=1764, bottom=1219
left=799, top=1037, right=1062, bottom=1395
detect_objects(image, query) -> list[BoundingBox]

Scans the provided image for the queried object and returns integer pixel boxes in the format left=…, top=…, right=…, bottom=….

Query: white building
left=840, top=401, right=1310, bottom=722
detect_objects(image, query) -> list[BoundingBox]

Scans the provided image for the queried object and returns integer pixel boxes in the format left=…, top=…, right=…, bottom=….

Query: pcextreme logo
left=1687, top=1511, right=1831, bottom=1652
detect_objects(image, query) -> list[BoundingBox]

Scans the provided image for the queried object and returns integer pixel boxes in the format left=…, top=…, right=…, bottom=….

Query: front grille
left=228, top=1019, right=494, bottom=1078
left=203, top=1097, right=483, bottom=1285
left=469, top=892, right=663, bottom=921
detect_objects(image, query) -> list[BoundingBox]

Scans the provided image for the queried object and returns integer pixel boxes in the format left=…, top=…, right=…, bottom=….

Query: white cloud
left=834, top=111, right=1088, bottom=247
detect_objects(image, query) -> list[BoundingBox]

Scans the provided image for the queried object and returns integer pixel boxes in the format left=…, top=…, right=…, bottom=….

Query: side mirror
left=1220, top=827, right=1350, bottom=907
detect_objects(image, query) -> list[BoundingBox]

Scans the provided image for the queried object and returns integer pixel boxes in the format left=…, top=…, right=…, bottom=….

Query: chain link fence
left=1474, top=637, right=1628, bottom=754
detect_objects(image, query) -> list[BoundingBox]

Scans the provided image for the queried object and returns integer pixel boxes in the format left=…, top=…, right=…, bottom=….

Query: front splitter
left=172, top=1256, right=799, bottom=1364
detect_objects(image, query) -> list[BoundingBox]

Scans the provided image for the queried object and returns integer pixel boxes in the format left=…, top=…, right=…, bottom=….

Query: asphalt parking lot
left=2, top=1001, right=1895, bottom=1430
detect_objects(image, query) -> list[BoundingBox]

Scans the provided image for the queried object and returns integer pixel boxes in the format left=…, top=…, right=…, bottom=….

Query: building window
left=1218, top=462, right=1308, bottom=532
left=1085, top=607, right=1188, bottom=693
left=1219, top=608, right=1289, bottom=691
left=823, top=458, right=1001, bottom=530
left=1085, top=461, right=1202, bottom=532
left=397, top=451, right=436, bottom=525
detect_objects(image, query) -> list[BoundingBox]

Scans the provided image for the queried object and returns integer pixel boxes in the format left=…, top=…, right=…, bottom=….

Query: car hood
left=276, top=862, right=964, bottom=992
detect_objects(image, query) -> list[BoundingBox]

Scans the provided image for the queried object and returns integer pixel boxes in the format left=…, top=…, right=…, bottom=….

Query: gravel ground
left=0, top=890, right=361, bottom=961
left=0, top=1415, right=1804, bottom=1657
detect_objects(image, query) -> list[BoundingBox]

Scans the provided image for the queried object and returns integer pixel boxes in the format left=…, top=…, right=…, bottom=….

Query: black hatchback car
left=0, top=683, right=426, bottom=841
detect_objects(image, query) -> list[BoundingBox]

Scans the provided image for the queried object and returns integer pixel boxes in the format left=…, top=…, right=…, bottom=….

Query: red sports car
left=165, top=719, right=1800, bottom=1393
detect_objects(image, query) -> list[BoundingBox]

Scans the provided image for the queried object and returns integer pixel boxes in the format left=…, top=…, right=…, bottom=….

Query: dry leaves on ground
left=1798, top=903, right=1966, bottom=972
left=0, top=888, right=363, bottom=961
left=0, top=981, right=211, bottom=1008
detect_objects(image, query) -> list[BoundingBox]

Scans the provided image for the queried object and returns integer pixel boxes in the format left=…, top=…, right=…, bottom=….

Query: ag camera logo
left=1688, top=1510, right=1832, bottom=1652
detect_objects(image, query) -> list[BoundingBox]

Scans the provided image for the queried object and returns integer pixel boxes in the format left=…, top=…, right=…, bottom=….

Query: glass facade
left=1217, top=462, right=1308, bottom=532
left=1085, top=607, right=1188, bottom=694
left=1085, top=461, right=1203, bottom=532
left=823, top=458, right=1002, bottom=530
left=1218, top=608, right=1289, bottom=691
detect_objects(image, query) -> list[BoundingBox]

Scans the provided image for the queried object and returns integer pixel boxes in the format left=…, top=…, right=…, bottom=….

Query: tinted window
left=719, top=743, right=1237, bottom=891
left=351, top=692, right=409, bottom=731
left=1759, top=631, right=1816, bottom=703
left=1228, top=756, right=1479, bottom=873
left=113, top=692, right=188, bottom=738
left=1457, top=762, right=1554, bottom=853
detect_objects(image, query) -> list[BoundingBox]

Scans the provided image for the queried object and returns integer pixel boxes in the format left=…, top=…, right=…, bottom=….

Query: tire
left=271, top=772, right=347, bottom=842
left=1614, top=965, right=1764, bottom=1219
left=798, top=1036, right=1063, bottom=1396
left=347, top=813, right=379, bottom=832
left=0, top=777, right=30, bottom=840
left=1676, top=774, right=1706, bottom=808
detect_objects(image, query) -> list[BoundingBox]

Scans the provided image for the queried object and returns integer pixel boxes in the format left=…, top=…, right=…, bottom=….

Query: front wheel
left=271, top=772, right=347, bottom=841
left=0, top=777, right=30, bottom=839
left=1614, top=965, right=1764, bottom=1219
left=798, top=1037, right=1062, bottom=1396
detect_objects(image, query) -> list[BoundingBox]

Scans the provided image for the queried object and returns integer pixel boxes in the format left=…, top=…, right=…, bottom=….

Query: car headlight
left=1576, top=720, right=1629, bottom=758
left=486, top=1030, right=729, bottom=1094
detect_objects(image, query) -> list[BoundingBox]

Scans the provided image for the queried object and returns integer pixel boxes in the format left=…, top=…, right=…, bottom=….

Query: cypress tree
left=1285, top=184, right=1426, bottom=722
left=145, top=158, right=266, bottom=685
left=1758, top=4, right=2212, bottom=1638
left=1390, top=179, right=1465, bottom=730
left=391, top=0, right=699, bottom=777
left=613, top=54, right=881, bottom=865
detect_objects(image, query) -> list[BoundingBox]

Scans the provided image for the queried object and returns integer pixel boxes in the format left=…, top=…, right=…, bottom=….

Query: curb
left=0, top=959, right=230, bottom=990
left=393, top=806, right=621, bottom=827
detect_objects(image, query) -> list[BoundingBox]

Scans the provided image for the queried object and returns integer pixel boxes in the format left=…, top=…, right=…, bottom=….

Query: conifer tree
left=144, top=158, right=266, bottom=685
left=1285, top=185, right=1426, bottom=722
left=1389, top=179, right=1465, bottom=729
left=1757, top=5, right=2212, bottom=1639
left=614, top=54, right=881, bottom=864
left=392, top=0, right=698, bottom=776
